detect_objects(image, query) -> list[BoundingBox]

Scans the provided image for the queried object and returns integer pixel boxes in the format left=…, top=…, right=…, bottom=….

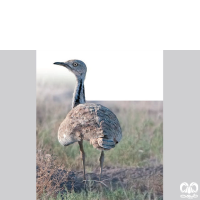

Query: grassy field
left=36, top=79, right=163, bottom=199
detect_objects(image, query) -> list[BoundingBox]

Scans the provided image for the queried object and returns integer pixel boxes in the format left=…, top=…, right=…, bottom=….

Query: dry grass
left=36, top=150, right=64, bottom=199
left=36, top=150, right=77, bottom=199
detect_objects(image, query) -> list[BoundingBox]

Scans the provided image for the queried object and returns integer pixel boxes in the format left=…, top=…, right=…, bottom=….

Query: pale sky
left=37, top=51, right=163, bottom=100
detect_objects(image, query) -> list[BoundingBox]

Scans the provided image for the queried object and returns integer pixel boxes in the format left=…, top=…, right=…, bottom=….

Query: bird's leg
left=78, top=140, right=86, bottom=180
left=99, top=150, right=104, bottom=181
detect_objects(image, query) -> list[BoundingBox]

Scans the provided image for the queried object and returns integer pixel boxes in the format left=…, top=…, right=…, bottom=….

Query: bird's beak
left=54, top=62, right=65, bottom=66
left=54, top=62, right=71, bottom=69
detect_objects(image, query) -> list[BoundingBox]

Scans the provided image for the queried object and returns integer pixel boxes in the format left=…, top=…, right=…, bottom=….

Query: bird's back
left=58, top=103, right=122, bottom=150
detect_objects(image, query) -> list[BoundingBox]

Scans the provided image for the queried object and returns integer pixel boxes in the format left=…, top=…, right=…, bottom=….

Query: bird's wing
left=91, top=104, right=122, bottom=150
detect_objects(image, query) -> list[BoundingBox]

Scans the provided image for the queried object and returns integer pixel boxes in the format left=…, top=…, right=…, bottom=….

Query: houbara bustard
left=54, top=60, right=122, bottom=181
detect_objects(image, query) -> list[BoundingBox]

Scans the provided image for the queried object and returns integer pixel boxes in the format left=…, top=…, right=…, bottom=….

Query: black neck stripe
left=74, top=79, right=84, bottom=107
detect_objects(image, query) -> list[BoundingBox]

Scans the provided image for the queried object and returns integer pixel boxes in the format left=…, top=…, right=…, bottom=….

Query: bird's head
left=54, top=59, right=87, bottom=79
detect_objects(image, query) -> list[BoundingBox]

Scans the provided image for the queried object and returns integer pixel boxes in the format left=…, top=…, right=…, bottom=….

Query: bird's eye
left=73, top=62, right=78, bottom=67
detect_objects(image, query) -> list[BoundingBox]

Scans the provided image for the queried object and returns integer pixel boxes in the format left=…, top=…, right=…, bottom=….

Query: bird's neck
left=72, top=77, right=86, bottom=108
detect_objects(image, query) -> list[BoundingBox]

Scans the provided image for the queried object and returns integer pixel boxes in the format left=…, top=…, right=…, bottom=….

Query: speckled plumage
left=58, top=103, right=122, bottom=150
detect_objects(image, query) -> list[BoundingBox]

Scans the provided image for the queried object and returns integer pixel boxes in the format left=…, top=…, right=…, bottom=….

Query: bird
left=54, top=60, right=122, bottom=181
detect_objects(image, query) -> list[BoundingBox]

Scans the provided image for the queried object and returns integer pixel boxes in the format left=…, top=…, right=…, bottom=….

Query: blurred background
left=37, top=79, right=163, bottom=169
left=36, top=51, right=163, bottom=199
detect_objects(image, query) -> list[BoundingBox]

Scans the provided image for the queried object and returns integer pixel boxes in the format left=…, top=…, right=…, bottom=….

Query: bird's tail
left=98, top=137, right=116, bottom=150
left=90, top=137, right=116, bottom=150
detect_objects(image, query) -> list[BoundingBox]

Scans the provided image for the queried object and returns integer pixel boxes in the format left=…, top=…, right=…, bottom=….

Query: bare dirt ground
left=39, top=164, right=163, bottom=198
